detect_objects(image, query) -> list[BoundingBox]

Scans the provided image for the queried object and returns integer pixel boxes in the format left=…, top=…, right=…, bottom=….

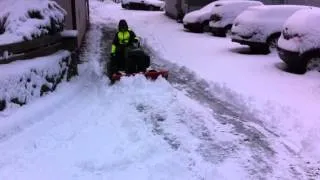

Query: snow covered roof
left=0, top=0, right=66, bottom=46
left=241, top=4, right=310, bottom=18
left=278, top=7, right=320, bottom=53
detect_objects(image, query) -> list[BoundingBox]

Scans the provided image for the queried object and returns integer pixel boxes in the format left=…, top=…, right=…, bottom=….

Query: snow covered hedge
left=0, top=0, right=66, bottom=45
left=0, top=51, right=73, bottom=112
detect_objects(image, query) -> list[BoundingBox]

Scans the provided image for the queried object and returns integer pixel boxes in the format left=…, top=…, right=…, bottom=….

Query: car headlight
left=282, top=28, right=301, bottom=40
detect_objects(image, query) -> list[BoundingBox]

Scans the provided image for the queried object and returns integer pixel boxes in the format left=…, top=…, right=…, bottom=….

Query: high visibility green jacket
left=111, top=29, right=139, bottom=54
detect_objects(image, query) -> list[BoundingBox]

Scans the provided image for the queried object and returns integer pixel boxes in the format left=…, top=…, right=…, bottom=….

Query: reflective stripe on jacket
left=111, top=30, right=138, bottom=54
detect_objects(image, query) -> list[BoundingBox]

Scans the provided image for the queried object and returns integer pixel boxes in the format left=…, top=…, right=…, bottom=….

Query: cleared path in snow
left=0, top=24, right=310, bottom=180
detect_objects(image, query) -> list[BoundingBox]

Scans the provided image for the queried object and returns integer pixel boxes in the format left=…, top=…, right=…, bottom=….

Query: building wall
left=165, top=0, right=179, bottom=18
left=165, top=0, right=216, bottom=19
left=259, top=0, right=320, bottom=6
left=54, top=0, right=89, bottom=48
left=286, top=0, right=320, bottom=6
left=53, top=0, right=73, bottom=29
left=74, top=0, right=89, bottom=46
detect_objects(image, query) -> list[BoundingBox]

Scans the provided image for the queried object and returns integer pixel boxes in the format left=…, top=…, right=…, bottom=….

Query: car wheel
left=123, top=4, right=130, bottom=9
left=267, top=33, right=281, bottom=50
left=250, top=45, right=270, bottom=54
left=268, top=37, right=279, bottom=49
left=202, top=21, right=210, bottom=32
left=307, top=57, right=320, bottom=71
left=212, top=30, right=226, bottom=37
left=287, top=53, right=312, bottom=74
left=148, top=5, right=155, bottom=11
left=224, top=25, right=232, bottom=37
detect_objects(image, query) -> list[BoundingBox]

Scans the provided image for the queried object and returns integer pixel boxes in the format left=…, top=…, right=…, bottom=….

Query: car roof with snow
left=183, top=0, right=246, bottom=23
left=283, top=7, right=320, bottom=30
left=213, top=0, right=263, bottom=7
left=211, top=0, right=264, bottom=17
left=240, top=4, right=310, bottom=18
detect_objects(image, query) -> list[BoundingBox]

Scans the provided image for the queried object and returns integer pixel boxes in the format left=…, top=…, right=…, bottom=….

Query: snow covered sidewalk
left=90, top=0, right=320, bottom=163
left=0, top=23, right=313, bottom=179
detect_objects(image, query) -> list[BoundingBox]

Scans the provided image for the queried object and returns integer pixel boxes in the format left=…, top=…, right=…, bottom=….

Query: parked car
left=277, top=8, right=320, bottom=74
left=209, top=0, right=263, bottom=37
left=121, top=0, right=165, bottom=11
left=231, top=5, right=308, bottom=54
left=182, top=0, right=221, bottom=33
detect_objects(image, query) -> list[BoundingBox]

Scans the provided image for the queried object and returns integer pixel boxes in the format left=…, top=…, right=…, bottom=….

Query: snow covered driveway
left=0, top=23, right=311, bottom=180
left=0, top=0, right=318, bottom=179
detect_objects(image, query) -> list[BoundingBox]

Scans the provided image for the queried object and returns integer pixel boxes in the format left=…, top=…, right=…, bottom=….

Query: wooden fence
left=0, top=34, right=77, bottom=64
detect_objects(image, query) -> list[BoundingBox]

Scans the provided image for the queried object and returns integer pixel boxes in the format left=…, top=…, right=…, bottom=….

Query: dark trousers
left=109, top=47, right=150, bottom=75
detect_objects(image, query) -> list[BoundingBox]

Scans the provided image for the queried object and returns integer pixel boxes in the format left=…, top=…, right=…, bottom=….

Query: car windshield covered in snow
left=209, top=1, right=263, bottom=28
left=183, top=1, right=221, bottom=24
left=0, top=0, right=66, bottom=45
left=209, top=0, right=263, bottom=37
left=231, top=5, right=309, bottom=54
left=231, top=5, right=309, bottom=43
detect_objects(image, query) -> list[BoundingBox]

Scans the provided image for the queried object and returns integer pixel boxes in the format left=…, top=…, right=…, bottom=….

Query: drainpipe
left=71, top=0, right=77, bottom=30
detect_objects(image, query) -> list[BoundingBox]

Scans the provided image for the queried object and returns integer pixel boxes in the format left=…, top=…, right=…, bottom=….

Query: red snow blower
left=107, top=42, right=168, bottom=83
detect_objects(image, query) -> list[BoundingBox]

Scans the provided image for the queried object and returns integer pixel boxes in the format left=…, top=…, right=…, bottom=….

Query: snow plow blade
left=111, top=70, right=169, bottom=82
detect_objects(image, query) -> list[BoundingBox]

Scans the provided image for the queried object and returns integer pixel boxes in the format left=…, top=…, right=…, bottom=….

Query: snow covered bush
left=0, top=0, right=66, bottom=45
left=0, top=51, right=72, bottom=112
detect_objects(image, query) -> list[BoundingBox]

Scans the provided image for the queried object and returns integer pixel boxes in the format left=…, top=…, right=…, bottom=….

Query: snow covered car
left=277, top=8, right=320, bottom=74
left=121, top=0, right=165, bottom=11
left=209, top=0, right=263, bottom=37
left=182, top=1, right=221, bottom=33
left=231, top=5, right=308, bottom=54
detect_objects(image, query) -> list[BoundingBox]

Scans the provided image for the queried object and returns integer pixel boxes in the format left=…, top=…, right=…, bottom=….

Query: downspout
left=71, top=0, right=77, bottom=30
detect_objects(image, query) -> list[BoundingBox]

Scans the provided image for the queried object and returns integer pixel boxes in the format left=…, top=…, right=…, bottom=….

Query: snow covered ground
left=91, top=0, right=320, bottom=171
left=0, top=0, right=320, bottom=179
left=0, top=23, right=312, bottom=180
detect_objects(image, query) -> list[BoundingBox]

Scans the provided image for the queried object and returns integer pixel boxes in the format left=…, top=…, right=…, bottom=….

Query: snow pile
left=0, top=0, right=66, bottom=45
left=183, top=0, right=245, bottom=24
left=60, top=30, right=78, bottom=38
left=209, top=0, right=263, bottom=28
left=278, top=8, right=320, bottom=53
left=0, top=51, right=71, bottom=113
left=231, top=5, right=309, bottom=42
left=122, top=0, right=165, bottom=8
